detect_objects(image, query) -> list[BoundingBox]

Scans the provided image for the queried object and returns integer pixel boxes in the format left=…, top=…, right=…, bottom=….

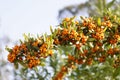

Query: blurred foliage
left=0, top=36, right=14, bottom=80
left=58, top=0, right=120, bottom=19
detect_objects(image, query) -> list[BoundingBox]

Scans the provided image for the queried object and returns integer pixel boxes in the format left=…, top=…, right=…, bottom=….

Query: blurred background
left=0, top=0, right=87, bottom=80
left=0, top=0, right=87, bottom=41
left=1, top=0, right=120, bottom=80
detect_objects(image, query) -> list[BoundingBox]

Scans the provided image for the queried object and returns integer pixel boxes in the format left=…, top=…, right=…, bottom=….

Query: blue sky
left=0, top=0, right=87, bottom=41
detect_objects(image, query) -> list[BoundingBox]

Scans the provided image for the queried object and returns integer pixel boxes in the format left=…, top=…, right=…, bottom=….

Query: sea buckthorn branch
left=6, top=13, right=120, bottom=79
left=51, top=15, right=120, bottom=79
left=53, top=59, right=77, bottom=80
left=7, top=34, right=54, bottom=69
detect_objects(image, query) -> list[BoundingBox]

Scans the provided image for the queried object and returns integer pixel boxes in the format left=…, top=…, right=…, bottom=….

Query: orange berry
left=64, top=17, right=70, bottom=22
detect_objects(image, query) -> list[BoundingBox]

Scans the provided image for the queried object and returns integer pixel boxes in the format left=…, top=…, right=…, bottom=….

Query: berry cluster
left=7, top=36, right=53, bottom=68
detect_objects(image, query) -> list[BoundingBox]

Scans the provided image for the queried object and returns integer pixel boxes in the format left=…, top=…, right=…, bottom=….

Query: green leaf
left=113, top=67, right=120, bottom=78
left=58, top=45, right=75, bottom=55
left=80, top=16, right=84, bottom=19
left=43, top=33, right=47, bottom=42
left=57, top=47, right=63, bottom=54
left=19, top=39, right=23, bottom=44
left=103, top=27, right=107, bottom=32
left=104, top=43, right=111, bottom=49
left=5, top=47, right=12, bottom=52
left=53, top=29, right=57, bottom=38
left=107, top=0, right=115, bottom=9
left=40, top=62, right=45, bottom=66
left=18, top=60, right=27, bottom=67
left=23, top=33, right=28, bottom=41
left=50, top=26, right=53, bottom=34
left=33, top=67, right=39, bottom=72
left=97, top=17, right=101, bottom=26
left=14, top=60, right=18, bottom=69
left=70, top=16, right=76, bottom=21
left=96, top=0, right=102, bottom=11
left=88, top=38, right=96, bottom=42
